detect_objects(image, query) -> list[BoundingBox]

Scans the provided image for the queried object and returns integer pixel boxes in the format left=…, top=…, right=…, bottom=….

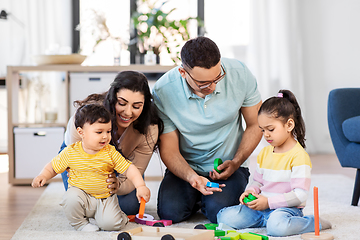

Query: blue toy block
left=206, top=182, right=219, bottom=188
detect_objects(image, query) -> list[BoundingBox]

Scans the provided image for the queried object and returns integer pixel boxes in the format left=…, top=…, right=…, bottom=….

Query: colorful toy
left=134, top=197, right=172, bottom=227
left=116, top=226, right=214, bottom=240
left=206, top=181, right=220, bottom=188
left=195, top=223, right=268, bottom=240
left=301, top=187, right=334, bottom=240
left=138, top=198, right=146, bottom=218
left=243, top=193, right=257, bottom=204
left=214, top=158, right=223, bottom=173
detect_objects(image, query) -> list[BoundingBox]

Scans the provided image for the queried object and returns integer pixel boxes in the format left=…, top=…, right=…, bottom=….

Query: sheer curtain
left=11, top=0, right=72, bottom=65
left=247, top=0, right=311, bottom=153
left=0, top=0, right=71, bottom=151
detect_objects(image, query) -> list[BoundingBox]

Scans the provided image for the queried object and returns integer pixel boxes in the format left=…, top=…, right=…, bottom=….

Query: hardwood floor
left=0, top=153, right=357, bottom=240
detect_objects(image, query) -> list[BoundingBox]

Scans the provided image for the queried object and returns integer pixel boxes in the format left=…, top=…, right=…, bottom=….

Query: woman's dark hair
left=74, top=104, right=111, bottom=129
left=181, top=36, right=221, bottom=69
left=258, top=89, right=306, bottom=148
left=103, top=71, right=164, bottom=151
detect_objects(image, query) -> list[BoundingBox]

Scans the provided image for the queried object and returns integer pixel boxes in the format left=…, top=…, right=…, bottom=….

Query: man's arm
left=160, top=130, right=222, bottom=195
left=210, top=101, right=263, bottom=180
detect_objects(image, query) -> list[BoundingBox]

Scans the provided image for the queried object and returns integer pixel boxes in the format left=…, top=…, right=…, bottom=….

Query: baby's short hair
left=74, top=104, right=111, bottom=128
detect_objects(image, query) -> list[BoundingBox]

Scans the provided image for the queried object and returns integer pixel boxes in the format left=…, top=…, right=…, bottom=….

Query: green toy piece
left=223, top=232, right=240, bottom=240
left=243, top=193, right=257, bottom=204
left=204, top=223, right=218, bottom=230
left=239, top=232, right=262, bottom=240
left=214, top=158, right=223, bottom=173
left=248, top=232, right=269, bottom=240
left=214, top=229, right=226, bottom=237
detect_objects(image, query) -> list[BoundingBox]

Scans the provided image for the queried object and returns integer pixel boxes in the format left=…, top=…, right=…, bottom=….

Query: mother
left=60, top=71, right=163, bottom=214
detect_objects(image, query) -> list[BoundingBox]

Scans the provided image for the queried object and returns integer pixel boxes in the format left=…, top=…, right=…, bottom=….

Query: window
left=77, top=0, right=250, bottom=65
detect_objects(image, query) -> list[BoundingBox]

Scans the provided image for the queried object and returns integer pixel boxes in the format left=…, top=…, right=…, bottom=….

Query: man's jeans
left=217, top=204, right=318, bottom=237
left=157, top=167, right=250, bottom=223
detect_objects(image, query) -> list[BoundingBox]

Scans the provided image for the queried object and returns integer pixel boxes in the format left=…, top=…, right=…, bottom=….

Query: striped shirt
left=51, top=141, right=131, bottom=199
left=247, top=142, right=312, bottom=209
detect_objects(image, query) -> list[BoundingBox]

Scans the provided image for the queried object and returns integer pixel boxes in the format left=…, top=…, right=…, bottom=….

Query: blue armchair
left=328, top=88, right=360, bottom=206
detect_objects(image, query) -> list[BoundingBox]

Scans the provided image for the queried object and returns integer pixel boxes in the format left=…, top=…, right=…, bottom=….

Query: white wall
left=2, top=0, right=360, bottom=154
left=0, top=0, right=71, bottom=152
left=298, top=0, right=360, bottom=153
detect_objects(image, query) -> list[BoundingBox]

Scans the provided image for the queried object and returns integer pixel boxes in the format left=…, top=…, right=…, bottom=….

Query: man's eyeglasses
left=182, top=65, right=226, bottom=89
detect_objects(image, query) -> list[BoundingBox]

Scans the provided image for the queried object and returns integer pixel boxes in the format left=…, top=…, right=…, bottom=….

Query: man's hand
left=245, top=193, right=269, bottom=211
left=106, top=173, right=120, bottom=195
left=190, top=175, right=224, bottom=195
left=209, top=159, right=239, bottom=180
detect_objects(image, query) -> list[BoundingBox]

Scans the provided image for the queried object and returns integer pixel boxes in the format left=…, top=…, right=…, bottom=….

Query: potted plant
left=131, top=0, right=204, bottom=64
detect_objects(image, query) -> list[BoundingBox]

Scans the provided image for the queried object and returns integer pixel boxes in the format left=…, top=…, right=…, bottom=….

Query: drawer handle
left=89, top=77, right=101, bottom=81
left=34, top=131, right=46, bottom=136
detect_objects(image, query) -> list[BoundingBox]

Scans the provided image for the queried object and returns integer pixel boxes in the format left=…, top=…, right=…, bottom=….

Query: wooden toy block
left=239, top=232, right=262, bottom=240
left=115, top=226, right=214, bottom=240
left=204, top=223, right=218, bottom=230
left=127, top=215, right=136, bottom=222
left=248, top=232, right=269, bottom=240
left=243, top=193, right=257, bottom=204
left=138, top=197, right=146, bottom=219
left=223, top=232, right=240, bottom=240
left=206, top=182, right=219, bottom=188
left=214, top=158, right=223, bottom=173
left=214, top=229, right=226, bottom=237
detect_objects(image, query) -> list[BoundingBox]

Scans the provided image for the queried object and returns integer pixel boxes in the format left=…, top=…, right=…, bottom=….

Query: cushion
left=342, top=116, right=360, bottom=143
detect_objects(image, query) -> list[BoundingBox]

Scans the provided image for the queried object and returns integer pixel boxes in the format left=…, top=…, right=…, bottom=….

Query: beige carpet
left=11, top=174, right=360, bottom=239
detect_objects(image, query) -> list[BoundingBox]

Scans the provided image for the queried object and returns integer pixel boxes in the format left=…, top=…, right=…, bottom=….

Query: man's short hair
left=180, top=36, right=221, bottom=69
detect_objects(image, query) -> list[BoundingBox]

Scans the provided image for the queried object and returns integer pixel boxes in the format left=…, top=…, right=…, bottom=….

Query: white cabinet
left=69, top=72, right=117, bottom=115
left=14, top=127, right=64, bottom=179
left=7, top=65, right=174, bottom=184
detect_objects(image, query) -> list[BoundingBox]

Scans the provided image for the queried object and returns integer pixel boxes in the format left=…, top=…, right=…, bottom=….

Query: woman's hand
left=107, top=173, right=120, bottom=195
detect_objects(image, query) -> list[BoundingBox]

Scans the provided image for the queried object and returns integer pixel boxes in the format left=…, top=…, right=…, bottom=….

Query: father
left=152, top=36, right=262, bottom=223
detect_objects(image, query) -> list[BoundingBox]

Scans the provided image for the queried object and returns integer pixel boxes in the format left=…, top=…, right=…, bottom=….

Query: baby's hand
left=31, top=175, right=47, bottom=188
left=136, top=185, right=151, bottom=203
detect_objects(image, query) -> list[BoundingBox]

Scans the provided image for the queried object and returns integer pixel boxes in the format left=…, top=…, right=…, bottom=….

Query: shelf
left=6, top=64, right=175, bottom=184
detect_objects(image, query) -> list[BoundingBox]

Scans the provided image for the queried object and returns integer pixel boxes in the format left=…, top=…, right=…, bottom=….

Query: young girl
left=217, top=90, right=331, bottom=237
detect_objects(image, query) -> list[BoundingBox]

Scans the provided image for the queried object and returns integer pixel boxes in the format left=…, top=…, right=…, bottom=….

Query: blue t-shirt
left=152, top=58, right=261, bottom=175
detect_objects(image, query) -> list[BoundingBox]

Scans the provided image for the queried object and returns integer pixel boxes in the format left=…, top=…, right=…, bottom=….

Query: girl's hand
left=239, top=190, right=254, bottom=204
left=246, top=193, right=269, bottom=211
left=136, top=185, right=151, bottom=203
left=106, top=173, right=120, bottom=195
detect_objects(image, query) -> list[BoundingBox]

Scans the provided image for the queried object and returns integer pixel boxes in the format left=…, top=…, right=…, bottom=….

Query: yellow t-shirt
left=51, top=141, right=131, bottom=199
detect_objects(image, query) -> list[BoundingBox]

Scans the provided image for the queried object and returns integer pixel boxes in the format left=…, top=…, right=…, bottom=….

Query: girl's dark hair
left=103, top=71, right=164, bottom=152
left=258, top=89, right=306, bottom=148
left=74, top=104, right=111, bottom=129
left=181, top=36, right=221, bottom=69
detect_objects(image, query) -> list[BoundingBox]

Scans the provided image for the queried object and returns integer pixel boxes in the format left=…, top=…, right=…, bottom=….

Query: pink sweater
left=246, top=142, right=312, bottom=209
